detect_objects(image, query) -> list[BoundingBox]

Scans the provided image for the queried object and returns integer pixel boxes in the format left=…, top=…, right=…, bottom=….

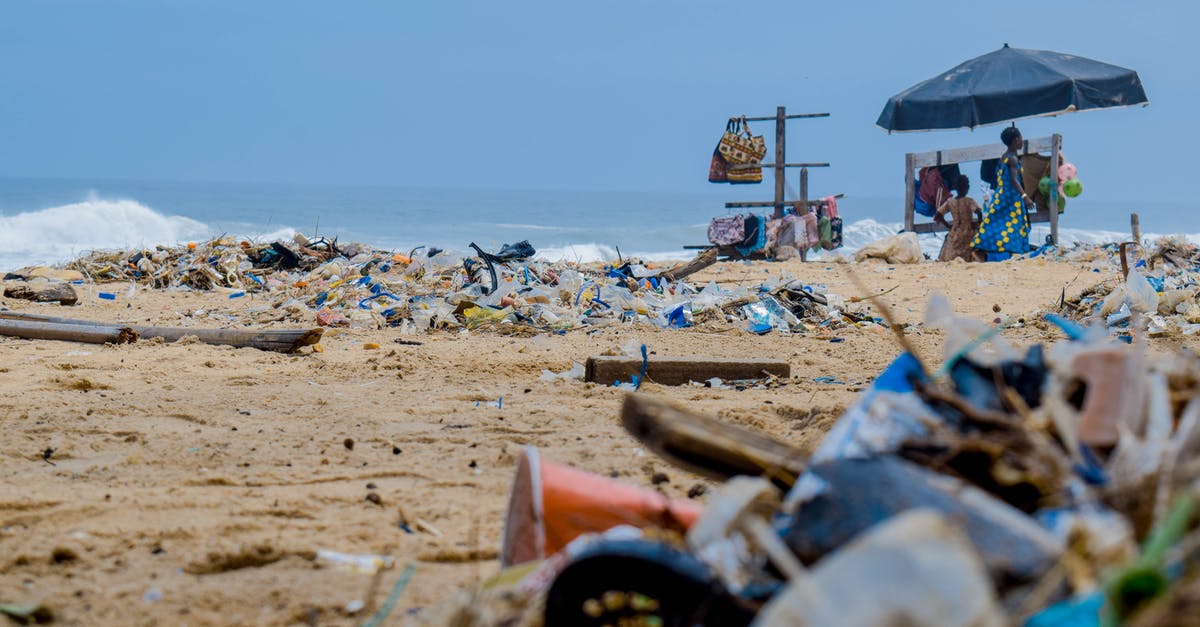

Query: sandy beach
left=0, top=252, right=1170, bottom=626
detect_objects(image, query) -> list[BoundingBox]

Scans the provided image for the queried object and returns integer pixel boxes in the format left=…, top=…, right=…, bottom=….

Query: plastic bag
left=854, top=232, right=923, bottom=264
left=1125, top=269, right=1160, bottom=314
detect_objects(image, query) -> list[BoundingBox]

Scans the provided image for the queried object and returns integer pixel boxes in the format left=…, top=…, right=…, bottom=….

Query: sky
left=0, top=1, right=1193, bottom=204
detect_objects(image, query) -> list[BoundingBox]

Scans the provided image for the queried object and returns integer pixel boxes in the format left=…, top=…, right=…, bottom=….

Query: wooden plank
left=727, top=162, right=830, bottom=170
left=0, top=318, right=137, bottom=345
left=774, top=106, right=786, bottom=219
left=743, top=112, right=829, bottom=122
left=726, top=193, right=844, bottom=209
left=586, top=355, right=789, bottom=386
left=0, top=311, right=322, bottom=353
left=913, top=209, right=1056, bottom=234
left=904, top=153, right=916, bottom=232
left=620, top=394, right=806, bottom=488
left=909, top=136, right=1055, bottom=169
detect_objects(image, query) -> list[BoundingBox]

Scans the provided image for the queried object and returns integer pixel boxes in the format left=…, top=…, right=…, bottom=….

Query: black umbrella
left=877, top=44, right=1148, bottom=132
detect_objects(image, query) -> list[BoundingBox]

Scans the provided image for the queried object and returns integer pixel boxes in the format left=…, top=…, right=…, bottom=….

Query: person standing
left=935, top=175, right=981, bottom=262
left=972, top=126, right=1032, bottom=260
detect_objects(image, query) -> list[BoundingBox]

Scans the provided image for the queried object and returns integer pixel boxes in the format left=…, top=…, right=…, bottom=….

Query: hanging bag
left=720, top=116, right=766, bottom=184
left=707, top=120, right=735, bottom=183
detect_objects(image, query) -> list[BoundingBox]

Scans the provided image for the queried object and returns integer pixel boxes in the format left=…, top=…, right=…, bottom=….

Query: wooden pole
left=0, top=311, right=322, bottom=353
left=1131, top=213, right=1141, bottom=243
left=774, top=106, right=786, bottom=219
left=0, top=318, right=137, bottom=345
left=800, top=167, right=809, bottom=211
left=1049, top=133, right=1061, bottom=245
left=904, top=153, right=916, bottom=232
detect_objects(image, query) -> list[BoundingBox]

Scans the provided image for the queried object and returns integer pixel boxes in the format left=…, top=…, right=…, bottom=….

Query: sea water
left=0, top=176, right=1194, bottom=271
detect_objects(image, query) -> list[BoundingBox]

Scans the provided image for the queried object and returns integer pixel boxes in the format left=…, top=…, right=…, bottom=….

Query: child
left=935, top=174, right=982, bottom=262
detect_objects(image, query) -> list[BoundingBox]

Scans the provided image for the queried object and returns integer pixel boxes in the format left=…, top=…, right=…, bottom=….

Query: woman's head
left=954, top=174, right=970, bottom=197
left=1000, top=126, right=1022, bottom=149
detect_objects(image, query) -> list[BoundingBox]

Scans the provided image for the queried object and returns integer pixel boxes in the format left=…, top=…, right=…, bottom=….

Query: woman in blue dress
left=973, top=126, right=1033, bottom=260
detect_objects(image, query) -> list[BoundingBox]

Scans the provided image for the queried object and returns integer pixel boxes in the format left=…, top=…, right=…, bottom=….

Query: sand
left=0, top=254, right=1179, bottom=625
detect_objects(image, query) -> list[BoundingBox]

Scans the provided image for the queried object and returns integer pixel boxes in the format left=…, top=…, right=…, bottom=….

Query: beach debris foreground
left=3, top=236, right=886, bottom=339
left=424, top=293, right=1200, bottom=626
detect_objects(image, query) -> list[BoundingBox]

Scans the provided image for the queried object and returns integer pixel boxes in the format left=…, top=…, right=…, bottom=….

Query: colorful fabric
left=972, top=155, right=1030, bottom=256
left=918, top=167, right=951, bottom=207
left=822, top=195, right=839, bottom=219
left=735, top=215, right=767, bottom=257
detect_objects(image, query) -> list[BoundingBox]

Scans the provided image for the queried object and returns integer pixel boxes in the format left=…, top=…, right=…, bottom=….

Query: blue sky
left=0, top=1, right=1192, bottom=203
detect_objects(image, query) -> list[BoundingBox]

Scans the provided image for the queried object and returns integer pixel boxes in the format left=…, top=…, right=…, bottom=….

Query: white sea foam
left=534, top=243, right=691, bottom=264
left=0, top=198, right=210, bottom=269
left=0, top=198, right=305, bottom=271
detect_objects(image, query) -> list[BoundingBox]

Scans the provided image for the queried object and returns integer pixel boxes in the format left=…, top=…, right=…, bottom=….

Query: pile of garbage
left=25, top=236, right=886, bottom=336
left=431, top=293, right=1200, bottom=626
left=1061, top=236, right=1200, bottom=341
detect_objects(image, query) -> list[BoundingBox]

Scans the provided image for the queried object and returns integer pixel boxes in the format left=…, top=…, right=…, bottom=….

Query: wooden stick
left=0, top=311, right=321, bottom=353
left=620, top=394, right=806, bottom=488
left=0, top=318, right=137, bottom=345
left=587, top=355, right=789, bottom=386
left=653, top=248, right=718, bottom=282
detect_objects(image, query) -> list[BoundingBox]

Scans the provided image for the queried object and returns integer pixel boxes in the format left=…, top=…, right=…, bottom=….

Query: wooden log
left=0, top=318, right=137, bottom=344
left=620, top=394, right=806, bottom=488
left=4, top=283, right=79, bottom=306
left=0, top=311, right=322, bottom=353
left=1132, top=212, right=1141, bottom=243
left=652, top=248, right=717, bottom=282
left=587, top=355, right=789, bottom=386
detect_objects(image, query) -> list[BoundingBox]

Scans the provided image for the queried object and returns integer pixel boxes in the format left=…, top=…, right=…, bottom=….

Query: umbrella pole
left=904, top=153, right=916, bottom=232
left=1049, top=134, right=1061, bottom=245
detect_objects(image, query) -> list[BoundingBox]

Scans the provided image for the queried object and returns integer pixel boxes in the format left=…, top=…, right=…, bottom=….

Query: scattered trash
left=440, top=294, right=1200, bottom=626
left=538, top=362, right=585, bottom=381
left=0, top=602, right=54, bottom=624
left=315, top=549, right=395, bottom=575
left=15, top=237, right=885, bottom=339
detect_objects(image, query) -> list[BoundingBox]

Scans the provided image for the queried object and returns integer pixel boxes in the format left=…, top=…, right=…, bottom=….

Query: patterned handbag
left=721, top=116, right=766, bottom=184
left=707, top=214, right=745, bottom=246
left=708, top=146, right=728, bottom=183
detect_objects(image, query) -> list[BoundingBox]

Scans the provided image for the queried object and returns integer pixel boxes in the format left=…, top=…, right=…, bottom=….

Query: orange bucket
left=500, top=447, right=703, bottom=567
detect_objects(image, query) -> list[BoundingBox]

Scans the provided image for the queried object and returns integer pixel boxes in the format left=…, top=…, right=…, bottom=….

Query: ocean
left=0, top=176, right=1193, bottom=271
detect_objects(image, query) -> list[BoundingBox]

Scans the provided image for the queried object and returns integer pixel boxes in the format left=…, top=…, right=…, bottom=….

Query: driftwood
left=586, top=355, right=789, bottom=386
left=0, top=311, right=322, bottom=353
left=0, top=318, right=137, bottom=345
left=652, top=247, right=718, bottom=282
left=621, top=394, right=807, bottom=489
left=4, top=283, right=79, bottom=306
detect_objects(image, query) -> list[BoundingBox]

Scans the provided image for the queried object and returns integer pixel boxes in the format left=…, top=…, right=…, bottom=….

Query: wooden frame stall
left=695, top=105, right=838, bottom=261
left=725, top=106, right=831, bottom=219
left=904, top=134, right=1062, bottom=244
